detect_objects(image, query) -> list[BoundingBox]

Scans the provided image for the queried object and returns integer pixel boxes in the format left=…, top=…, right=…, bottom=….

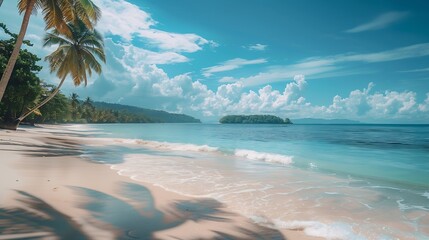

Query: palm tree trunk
left=17, top=76, right=67, bottom=123
left=0, top=0, right=36, bottom=102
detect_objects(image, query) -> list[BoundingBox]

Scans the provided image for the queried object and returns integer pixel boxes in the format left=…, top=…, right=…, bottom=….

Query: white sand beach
left=0, top=125, right=318, bottom=240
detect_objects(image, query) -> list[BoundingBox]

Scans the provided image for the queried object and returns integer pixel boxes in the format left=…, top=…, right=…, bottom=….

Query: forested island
left=219, top=115, right=292, bottom=124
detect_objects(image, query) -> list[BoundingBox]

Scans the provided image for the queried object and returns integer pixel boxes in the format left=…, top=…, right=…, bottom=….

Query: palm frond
left=42, top=0, right=65, bottom=30
left=81, top=48, right=102, bottom=73
left=44, top=19, right=105, bottom=87
left=77, top=0, right=101, bottom=24
left=43, top=33, right=73, bottom=47
left=84, top=46, right=106, bottom=63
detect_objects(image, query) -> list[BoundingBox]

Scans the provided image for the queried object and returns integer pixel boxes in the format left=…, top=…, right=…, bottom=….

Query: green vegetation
left=219, top=115, right=292, bottom=124
left=0, top=24, right=200, bottom=128
left=18, top=19, right=106, bottom=123
left=93, top=102, right=201, bottom=123
left=0, top=0, right=100, bottom=102
left=0, top=24, right=42, bottom=128
left=29, top=93, right=200, bottom=124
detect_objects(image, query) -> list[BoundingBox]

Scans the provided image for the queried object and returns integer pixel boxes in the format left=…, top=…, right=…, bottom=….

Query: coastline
left=0, top=125, right=317, bottom=239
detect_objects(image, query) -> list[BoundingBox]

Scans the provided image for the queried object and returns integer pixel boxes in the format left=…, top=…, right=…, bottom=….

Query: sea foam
left=113, top=138, right=219, bottom=153
left=273, top=220, right=365, bottom=240
left=235, top=149, right=293, bottom=165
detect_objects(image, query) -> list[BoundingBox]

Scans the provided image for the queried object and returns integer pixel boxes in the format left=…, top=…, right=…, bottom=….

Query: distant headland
left=219, top=115, right=292, bottom=124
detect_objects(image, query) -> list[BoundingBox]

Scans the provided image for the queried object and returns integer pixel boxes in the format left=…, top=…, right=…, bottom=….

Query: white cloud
left=152, top=73, right=193, bottom=97
left=93, top=0, right=215, bottom=53
left=176, top=75, right=309, bottom=117
left=418, top=93, right=429, bottom=112
left=222, top=43, right=429, bottom=86
left=244, top=44, right=268, bottom=51
left=76, top=43, right=429, bottom=122
left=346, top=11, right=408, bottom=33
left=107, top=39, right=189, bottom=65
left=145, top=72, right=428, bottom=122
left=202, top=58, right=267, bottom=77
left=93, top=0, right=155, bottom=41
left=400, top=67, right=429, bottom=73
left=137, top=29, right=212, bottom=53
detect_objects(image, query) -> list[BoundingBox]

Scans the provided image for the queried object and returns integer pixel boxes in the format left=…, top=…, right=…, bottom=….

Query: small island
left=219, top=115, right=292, bottom=124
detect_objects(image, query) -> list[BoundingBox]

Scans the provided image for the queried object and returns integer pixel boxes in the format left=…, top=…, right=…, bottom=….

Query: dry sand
left=0, top=125, right=318, bottom=240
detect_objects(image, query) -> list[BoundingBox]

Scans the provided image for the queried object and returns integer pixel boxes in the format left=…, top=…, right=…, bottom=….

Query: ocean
left=81, top=123, right=429, bottom=239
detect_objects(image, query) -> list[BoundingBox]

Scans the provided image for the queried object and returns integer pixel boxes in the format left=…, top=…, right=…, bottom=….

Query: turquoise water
left=84, top=123, right=429, bottom=239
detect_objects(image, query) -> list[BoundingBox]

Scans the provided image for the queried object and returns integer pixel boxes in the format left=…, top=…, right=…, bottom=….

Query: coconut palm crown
left=18, top=0, right=101, bottom=34
left=44, top=20, right=105, bottom=86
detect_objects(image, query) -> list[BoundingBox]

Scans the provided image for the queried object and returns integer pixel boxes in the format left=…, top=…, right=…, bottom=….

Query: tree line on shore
left=219, top=115, right=293, bottom=124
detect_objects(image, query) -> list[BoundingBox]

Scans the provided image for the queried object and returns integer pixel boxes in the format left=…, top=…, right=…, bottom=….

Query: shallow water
left=82, top=123, right=429, bottom=239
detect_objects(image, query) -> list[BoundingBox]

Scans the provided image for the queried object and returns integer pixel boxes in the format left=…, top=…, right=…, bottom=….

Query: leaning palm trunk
left=0, top=0, right=36, bottom=102
left=17, top=77, right=66, bottom=124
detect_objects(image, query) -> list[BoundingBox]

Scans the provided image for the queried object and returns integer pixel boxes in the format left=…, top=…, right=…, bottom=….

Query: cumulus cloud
left=418, top=93, right=429, bottom=112
left=202, top=58, right=267, bottom=77
left=145, top=72, right=428, bottom=122
left=346, top=11, right=408, bottom=33
left=320, top=83, right=424, bottom=121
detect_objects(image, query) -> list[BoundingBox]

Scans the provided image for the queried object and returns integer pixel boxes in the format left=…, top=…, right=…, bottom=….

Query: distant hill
left=220, top=115, right=292, bottom=124
left=93, top=102, right=201, bottom=123
left=292, top=118, right=361, bottom=124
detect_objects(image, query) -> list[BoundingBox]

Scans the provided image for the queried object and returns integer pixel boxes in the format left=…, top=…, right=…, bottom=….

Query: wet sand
left=0, top=125, right=318, bottom=240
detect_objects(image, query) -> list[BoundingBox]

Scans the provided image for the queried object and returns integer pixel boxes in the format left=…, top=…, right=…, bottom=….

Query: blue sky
left=1, top=0, right=429, bottom=123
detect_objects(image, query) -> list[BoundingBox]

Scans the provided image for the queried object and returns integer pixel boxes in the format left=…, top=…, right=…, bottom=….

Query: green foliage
left=284, top=118, right=292, bottom=124
left=44, top=20, right=105, bottom=86
left=219, top=115, right=292, bottom=124
left=0, top=33, right=42, bottom=124
left=93, top=102, right=201, bottom=123
left=36, top=85, right=71, bottom=123
left=27, top=93, right=201, bottom=124
left=0, top=23, right=199, bottom=126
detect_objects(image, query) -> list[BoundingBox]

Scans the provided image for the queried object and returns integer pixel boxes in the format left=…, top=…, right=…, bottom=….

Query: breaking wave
left=235, top=149, right=293, bottom=165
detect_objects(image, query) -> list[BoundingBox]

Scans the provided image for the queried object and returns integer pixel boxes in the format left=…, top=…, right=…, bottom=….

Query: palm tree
left=70, top=93, right=80, bottom=120
left=82, top=96, right=95, bottom=122
left=70, top=93, right=80, bottom=108
left=0, top=0, right=101, bottom=102
left=17, top=20, right=105, bottom=125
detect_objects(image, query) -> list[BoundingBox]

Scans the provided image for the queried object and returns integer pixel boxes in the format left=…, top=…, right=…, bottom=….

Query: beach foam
left=113, top=138, right=219, bottom=153
left=110, top=138, right=295, bottom=166
left=235, top=149, right=293, bottom=165
left=423, top=191, right=429, bottom=200
left=273, top=220, right=365, bottom=240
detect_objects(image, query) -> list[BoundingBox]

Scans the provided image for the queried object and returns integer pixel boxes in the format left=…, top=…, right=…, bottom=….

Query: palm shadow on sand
left=0, top=190, right=89, bottom=239
left=72, top=182, right=286, bottom=240
left=0, top=183, right=285, bottom=239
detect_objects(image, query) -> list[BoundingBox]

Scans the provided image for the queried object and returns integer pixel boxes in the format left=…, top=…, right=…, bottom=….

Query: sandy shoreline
left=0, top=125, right=317, bottom=240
